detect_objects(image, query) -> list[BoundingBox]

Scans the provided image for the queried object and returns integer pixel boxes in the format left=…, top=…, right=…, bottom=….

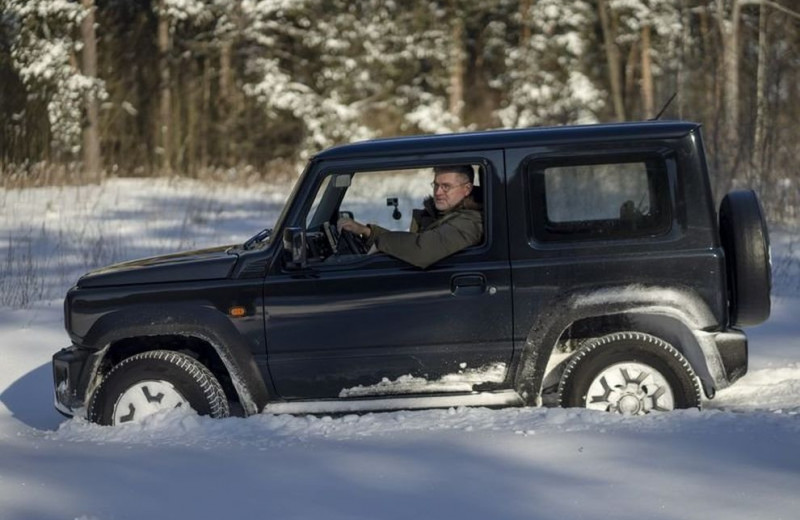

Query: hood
left=77, top=245, right=238, bottom=288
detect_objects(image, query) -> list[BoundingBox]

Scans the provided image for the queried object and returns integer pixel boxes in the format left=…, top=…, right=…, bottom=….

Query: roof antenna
left=651, top=92, right=677, bottom=120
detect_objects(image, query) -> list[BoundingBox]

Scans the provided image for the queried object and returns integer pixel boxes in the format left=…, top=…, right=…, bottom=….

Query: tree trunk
left=676, top=2, right=691, bottom=119
left=699, top=10, right=715, bottom=127
left=753, top=0, right=768, bottom=176
left=183, top=59, right=194, bottom=175
left=640, top=24, right=654, bottom=119
left=157, top=0, right=172, bottom=173
left=220, top=40, right=234, bottom=163
left=220, top=40, right=233, bottom=101
left=624, top=41, right=638, bottom=117
left=716, top=0, right=742, bottom=149
left=449, top=15, right=465, bottom=124
left=520, top=0, right=531, bottom=44
left=200, top=55, right=210, bottom=171
left=598, top=0, right=625, bottom=121
left=81, top=0, right=102, bottom=182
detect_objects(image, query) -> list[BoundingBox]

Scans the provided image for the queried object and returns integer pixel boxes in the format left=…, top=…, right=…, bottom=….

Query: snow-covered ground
left=1, top=178, right=799, bottom=520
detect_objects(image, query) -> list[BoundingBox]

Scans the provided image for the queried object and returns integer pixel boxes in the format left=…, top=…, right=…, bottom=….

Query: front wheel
left=557, top=332, right=701, bottom=415
left=88, top=350, right=230, bottom=425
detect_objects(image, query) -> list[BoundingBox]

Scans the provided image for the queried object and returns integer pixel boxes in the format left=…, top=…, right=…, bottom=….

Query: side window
left=528, top=155, right=672, bottom=242
left=300, top=163, right=485, bottom=265
left=340, top=168, right=431, bottom=231
left=339, top=165, right=483, bottom=232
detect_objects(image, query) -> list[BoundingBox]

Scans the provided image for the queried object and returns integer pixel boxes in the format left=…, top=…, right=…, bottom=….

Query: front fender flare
left=81, top=304, right=269, bottom=416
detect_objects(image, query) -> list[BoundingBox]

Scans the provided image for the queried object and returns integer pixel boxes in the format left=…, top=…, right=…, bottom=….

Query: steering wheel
left=327, top=222, right=368, bottom=255
left=339, top=229, right=368, bottom=255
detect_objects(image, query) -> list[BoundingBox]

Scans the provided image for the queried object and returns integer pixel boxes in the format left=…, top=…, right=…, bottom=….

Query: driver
left=337, top=165, right=483, bottom=269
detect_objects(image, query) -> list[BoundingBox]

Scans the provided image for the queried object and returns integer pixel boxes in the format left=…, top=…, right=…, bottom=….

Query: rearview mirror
left=333, top=174, right=351, bottom=188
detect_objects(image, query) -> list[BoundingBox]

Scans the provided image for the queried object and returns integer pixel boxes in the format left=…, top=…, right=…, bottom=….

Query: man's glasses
left=431, top=181, right=469, bottom=193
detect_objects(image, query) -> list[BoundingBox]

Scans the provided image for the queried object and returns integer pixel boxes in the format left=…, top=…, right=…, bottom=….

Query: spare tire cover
left=719, top=190, right=772, bottom=326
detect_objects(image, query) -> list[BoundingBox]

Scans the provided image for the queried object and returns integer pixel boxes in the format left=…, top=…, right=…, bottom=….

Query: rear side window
left=528, top=154, right=672, bottom=242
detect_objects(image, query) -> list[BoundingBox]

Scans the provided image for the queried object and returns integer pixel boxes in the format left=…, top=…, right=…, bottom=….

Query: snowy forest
left=0, top=0, right=799, bottom=222
left=2, top=4, right=800, bottom=517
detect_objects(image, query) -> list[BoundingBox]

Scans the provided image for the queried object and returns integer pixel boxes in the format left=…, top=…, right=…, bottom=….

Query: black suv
left=53, top=121, right=771, bottom=425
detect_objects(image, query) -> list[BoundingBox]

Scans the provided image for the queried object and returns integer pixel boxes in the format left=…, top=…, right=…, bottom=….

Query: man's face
left=432, top=171, right=472, bottom=212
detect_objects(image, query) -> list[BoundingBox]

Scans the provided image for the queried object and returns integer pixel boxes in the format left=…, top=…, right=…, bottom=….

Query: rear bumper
left=52, top=345, right=102, bottom=417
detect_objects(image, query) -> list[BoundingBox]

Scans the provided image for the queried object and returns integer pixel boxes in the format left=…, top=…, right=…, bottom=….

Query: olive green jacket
left=366, top=195, right=483, bottom=269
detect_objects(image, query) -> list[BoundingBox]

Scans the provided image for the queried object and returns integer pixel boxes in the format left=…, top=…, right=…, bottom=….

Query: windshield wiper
left=243, top=228, right=272, bottom=250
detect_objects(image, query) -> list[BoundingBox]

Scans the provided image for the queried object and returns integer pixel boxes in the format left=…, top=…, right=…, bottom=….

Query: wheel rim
left=112, top=380, right=189, bottom=424
left=585, top=362, right=675, bottom=415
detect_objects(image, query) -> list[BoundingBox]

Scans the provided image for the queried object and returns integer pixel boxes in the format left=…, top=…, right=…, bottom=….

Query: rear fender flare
left=514, top=285, right=724, bottom=404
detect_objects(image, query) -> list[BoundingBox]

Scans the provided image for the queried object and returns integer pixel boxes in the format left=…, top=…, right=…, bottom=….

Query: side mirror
left=282, top=227, right=307, bottom=267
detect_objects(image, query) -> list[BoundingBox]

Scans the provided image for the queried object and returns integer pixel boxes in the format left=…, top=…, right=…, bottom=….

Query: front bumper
left=52, top=345, right=102, bottom=417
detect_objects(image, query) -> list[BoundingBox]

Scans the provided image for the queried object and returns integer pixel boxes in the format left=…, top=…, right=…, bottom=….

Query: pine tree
left=495, top=0, right=603, bottom=127
left=7, top=0, right=107, bottom=163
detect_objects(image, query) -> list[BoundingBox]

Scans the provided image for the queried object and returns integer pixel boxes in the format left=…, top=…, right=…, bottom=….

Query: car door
left=504, top=141, right=689, bottom=349
left=263, top=151, right=514, bottom=399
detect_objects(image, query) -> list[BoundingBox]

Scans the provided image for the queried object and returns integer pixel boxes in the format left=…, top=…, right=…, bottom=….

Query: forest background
left=0, top=0, right=798, bottom=224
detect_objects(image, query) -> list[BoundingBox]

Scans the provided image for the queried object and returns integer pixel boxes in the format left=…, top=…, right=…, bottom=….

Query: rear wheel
left=558, top=332, right=701, bottom=414
left=88, top=350, right=229, bottom=425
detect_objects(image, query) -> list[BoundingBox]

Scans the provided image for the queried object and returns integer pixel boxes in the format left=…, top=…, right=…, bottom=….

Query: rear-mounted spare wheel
left=719, top=190, right=772, bottom=326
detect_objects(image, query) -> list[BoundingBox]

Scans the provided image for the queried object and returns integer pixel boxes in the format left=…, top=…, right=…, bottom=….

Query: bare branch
left=739, top=0, right=800, bottom=20
left=762, top=0, right=800, bottom=20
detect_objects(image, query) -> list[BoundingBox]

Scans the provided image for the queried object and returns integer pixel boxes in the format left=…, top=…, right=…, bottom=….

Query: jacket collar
left=422, top=194, right=482, bottom=216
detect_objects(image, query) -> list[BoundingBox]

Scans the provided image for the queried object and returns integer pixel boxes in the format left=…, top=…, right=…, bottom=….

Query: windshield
left=248, top=161, right=311, bottom=248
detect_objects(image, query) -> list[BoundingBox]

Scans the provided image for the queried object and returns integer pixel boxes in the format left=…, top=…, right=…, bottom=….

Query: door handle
left=451, top=274, right=486, bottom=296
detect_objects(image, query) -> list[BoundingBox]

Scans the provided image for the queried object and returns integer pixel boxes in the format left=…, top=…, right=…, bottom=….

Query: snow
left=1, top=177, right=800, bottom=519
left=339, top=363, right=508, bottom=398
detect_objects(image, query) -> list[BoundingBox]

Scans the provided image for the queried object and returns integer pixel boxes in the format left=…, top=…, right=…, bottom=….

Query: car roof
left=313, top=120, right=700, bottom=161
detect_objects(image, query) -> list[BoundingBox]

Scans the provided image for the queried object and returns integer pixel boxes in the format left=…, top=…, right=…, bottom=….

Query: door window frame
left=523, top=149, right=676, bottom=245
left=277, top=152, right=504, bottom=273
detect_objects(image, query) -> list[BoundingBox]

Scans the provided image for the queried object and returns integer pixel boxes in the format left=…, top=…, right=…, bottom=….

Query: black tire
left=558, top=332, right=701, bottom=414
left=719, top=190, right=772, bottom=326
left=88, top=350, right=230, bottom=426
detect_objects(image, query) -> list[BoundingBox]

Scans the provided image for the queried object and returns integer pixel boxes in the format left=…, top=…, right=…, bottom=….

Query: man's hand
left=337, top=218, right=371, bottom=237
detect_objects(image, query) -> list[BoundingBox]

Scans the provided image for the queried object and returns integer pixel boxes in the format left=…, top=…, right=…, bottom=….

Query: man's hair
left=433, top=165, right=474, bottom=184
